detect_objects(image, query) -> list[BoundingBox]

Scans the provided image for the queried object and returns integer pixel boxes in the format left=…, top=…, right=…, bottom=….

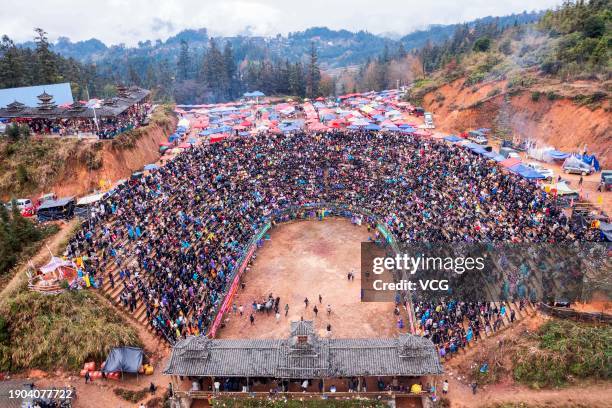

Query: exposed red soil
left=51, top=120, right=176, bottom=198
left=423, top=78, right=611, bottom=167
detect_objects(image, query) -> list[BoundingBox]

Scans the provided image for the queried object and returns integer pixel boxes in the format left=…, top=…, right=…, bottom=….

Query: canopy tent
left=542, top=181, right=578, bottom=196
left=75, top=193, right=104, bottom=218
left=144, top=164, right=159, bottom=171
left=580, top=154, right=600, bottom=171
left=509, top=164, right=546, bottom=179
left=481, top=151, right=505, bottom=161
left=464, top=142, right=487, bottom=154
left=598, top=222, right=612, bottom=241
left=444, top=135, right=463, bottom=143
left=548, top=150, right=570, bottom=160
left=37, top=197, right=76, bottom=222
left=200, top=126, right=232, bottom=136
left=209, top=134, right=228, bottom=143
left=102, top=347, right=144, bottom=373
left=177, top=118, right=190, bottom=129
left=40, top=256, right=75, bottom=275
left=500, top=158, right=521, bottom=168
left=243, top=91, right=265, bottom=98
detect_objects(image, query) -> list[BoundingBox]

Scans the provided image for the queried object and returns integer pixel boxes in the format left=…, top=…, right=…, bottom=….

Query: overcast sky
left=3, top=0, right=561, bottom=46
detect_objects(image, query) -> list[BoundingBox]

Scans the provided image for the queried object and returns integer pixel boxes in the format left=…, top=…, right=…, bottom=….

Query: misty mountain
left=16, top=10, right=543, bottom=69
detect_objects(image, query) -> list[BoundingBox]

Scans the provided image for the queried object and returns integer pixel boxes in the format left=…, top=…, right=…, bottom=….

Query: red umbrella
left=159, top=142, right=173, bottom=147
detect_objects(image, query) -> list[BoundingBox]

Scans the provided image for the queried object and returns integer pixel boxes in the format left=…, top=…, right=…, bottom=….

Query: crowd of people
left=413, top=299, right=524, bottom=359
left=65, top=129, right=600, bottom=343
left=14, top=103, right=150, bottom=139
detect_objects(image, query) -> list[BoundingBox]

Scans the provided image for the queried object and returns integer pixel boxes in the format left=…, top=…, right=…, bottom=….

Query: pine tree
left=306, top=42, right=321, bottom=98
left=398, top=43, right=407, bottom=59
left=0, top=36, right=25, bottom=88
left=33, top=28, right=58, bottom=84
left=223, top=42, right=237, bottom=99
left=177, top=39, right=191, bottom=81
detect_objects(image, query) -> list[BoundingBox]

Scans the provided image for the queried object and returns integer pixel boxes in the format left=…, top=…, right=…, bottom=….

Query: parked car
left=601, top=170, right=612, bottom=191
left=468, top=130, right=488, bottom=145
left=499, top=147, right=520, bottom=159
left=563, top=163, right=592, bottom=176
left=526, top=162, right=554, bottom=180
left=5, top=198, right=34, bottom=211
left=5, top=198, right=35, bottom=217
left=471, top=134, right=488, bottom=145
left=424, top=112, right=435, bottom=129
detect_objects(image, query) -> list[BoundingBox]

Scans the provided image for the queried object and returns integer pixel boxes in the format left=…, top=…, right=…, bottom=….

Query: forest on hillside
left=0, top=4, right=607, bottom=104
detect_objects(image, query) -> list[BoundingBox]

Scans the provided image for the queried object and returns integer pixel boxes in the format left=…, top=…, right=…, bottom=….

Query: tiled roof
left=0, top=87, right=149, bottom=119
left=164, top=321, right=443, bottom=378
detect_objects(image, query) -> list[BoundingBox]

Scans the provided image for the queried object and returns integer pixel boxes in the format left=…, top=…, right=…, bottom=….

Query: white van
left=5, top=198, right=33, bottom=211
left=424, top=112, right=435, bottom=129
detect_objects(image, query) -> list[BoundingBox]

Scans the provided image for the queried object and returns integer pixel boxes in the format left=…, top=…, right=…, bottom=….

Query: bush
left=546, top=91, right=559, bottom=101
left=465, top=72, right=486, bottom=86
left=4, top=124, right=20, bottom=142
left=473, top=37, right=491, bottom=52
left=513, top=320, right=611, bottom=388
left=531, top=91, right=541, bottom=101
left=114, top=387, right=150, bottom=403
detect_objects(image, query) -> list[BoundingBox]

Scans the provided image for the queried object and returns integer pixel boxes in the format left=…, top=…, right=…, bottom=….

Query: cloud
left=2, top=0, right=561, bottom=46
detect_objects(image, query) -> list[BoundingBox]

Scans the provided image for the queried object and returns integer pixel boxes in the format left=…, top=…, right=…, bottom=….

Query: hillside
left=419, top=74, right=610, bottom=166
left=405, top=0, right=611, bottom=166
left=0, top=105, right=176, bottom=201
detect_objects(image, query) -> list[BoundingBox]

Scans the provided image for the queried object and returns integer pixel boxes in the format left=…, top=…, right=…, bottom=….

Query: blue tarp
left=482, top=151, right=505, bottom=161
left=444, top=135, right=463, bottom=142
left=102, top=347, right=143, bottom=373
left=509, top=164, right=546, bottom=179
left=581, top=154, right=600, bottom=171
left=366, top=124, right=381, bottom=131
left=200, top=126, right=232, bottom=136
left=144, top=164, right=159, bottom=171
left=464, top=142, right=487, bottom=153
left=548, top=150, right=570, bottom=160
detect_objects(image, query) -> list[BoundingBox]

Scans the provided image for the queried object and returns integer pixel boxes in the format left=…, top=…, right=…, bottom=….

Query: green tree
left=177, top=39, right=191, bottom=81
left=5, top=123, right=20, bottom=142
left=473, top=36, right=491, bottom=52
left=33, top=28, right=59, bottom=84
left=306, top=42, right=321, bottom=98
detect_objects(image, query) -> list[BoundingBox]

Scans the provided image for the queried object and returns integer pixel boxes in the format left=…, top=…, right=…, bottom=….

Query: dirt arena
left=217, top=218, right=401, bottom=340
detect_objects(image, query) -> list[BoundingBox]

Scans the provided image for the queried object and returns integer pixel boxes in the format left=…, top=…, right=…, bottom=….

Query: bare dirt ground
left=217, top=218, right=399, bottom=340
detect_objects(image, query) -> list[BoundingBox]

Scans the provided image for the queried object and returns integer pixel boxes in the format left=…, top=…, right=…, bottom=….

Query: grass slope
left=0, top=288, right=141, bottom=372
